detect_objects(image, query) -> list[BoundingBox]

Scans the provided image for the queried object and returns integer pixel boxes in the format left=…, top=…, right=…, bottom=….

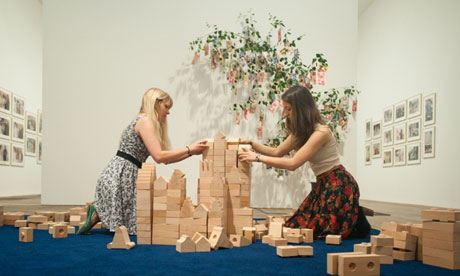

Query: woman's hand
left=239, top=138, right=252, bottom=145
left=189, top=140, right=209, bottom=155
left=238, top=148, right=258, bottom=162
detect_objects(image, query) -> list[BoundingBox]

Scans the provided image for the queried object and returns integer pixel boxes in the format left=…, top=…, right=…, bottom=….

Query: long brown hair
left=281, top=85, right=325, bottom=150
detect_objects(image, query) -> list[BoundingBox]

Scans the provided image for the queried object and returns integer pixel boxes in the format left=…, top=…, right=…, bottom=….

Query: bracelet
left=255, top=154, right=260, bottom=162
left=186, top=146, right=192, bottom=156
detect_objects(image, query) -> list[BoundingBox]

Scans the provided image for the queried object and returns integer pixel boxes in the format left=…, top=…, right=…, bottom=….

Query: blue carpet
left=1, top=226, right=459, bottom=276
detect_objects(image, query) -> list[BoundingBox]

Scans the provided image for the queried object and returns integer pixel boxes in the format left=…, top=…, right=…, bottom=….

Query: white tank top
left=308, top=124, right=341, bottom=176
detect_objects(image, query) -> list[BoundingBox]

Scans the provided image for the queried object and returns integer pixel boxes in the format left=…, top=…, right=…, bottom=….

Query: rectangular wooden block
left=269, top=237, right=288, bottom=247
left=286, top=235, right=303, bottom=244
left=371, top=235, right=394, bottom=247
left=19, top=227, right=33, bottom=242
left=277, top=246, right=298, bottom=257
left=393, top=231, right=418, bottom=243
left=301, top=228, right=314, bottom=243
left=338, top=254, right=380, bottom=276
left=27, top=215, right=48, bottom=224
left=55, top=212, right=70, bottom=222
left=421, top=209, right=460, bottom=222
left=326, top=235, right=342, bottom=245
left=423, top=228, right=460, bottom=242
left=394, top=239, right=417, bottom=252
left=423, top=254, right=460, bottom=270
left=371, top=245, right=393, bottom=256
left=53, top=224, right=68, bottom=238
left=423, top=237, right=460, bottom=251
left=297, top=245, right=314, bottom=256
left=393, top=249, right=416, bottom=261
left=354, top=243, right=372, bottom=254
left=327, top=252, right=362, bottom=275
left=14, top=220, right=28, bottom=228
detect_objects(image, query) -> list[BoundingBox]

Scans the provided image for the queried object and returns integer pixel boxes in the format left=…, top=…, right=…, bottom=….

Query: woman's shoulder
left=315, top=123, right=331, bottom=132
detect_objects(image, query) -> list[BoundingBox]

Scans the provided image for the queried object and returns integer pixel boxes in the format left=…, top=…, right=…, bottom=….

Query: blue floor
left=1, top=226, right=459, bottom=276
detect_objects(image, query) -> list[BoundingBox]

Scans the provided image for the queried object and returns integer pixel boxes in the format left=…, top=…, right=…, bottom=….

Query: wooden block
left=37, top=222, right=52, bottom=230
left=338, top=254, right=380, bottom=276
left=370, top=235, right=393, bottom=247
left=421, top=208, right=460, bottom=222
left=232, top=207, right=253, bottom=216
left=269, top=237, right=288, bottom=247
left=28, top=222, right=37, bottom=229
left=371, top=245, right=393, bottom=256
left=286, top=228, right=301, bottom=236
left=396, top=223, right=411, bottom=232
left=269, top=222, right=283, bottom=238
left=393, top=249, right=416, bottom=261
left=423, top=246, right=460, bottom=263
left=287, top=235, right=303, bottom=244
left=230, top=234, right=252, bottom=247
left=53, top=224, right=68, bottom=238
left=35, top=211, right=56, bottom=222
left=242, top=226, right=256, bottom=242
left=192, top=232, right=211, bottom=252
left=423, top=237, right=460, bottom=251
left=277, top=245, right=298, bottom=257
left=154, top=176, right=169, bottom=190
left=14, top=220, right=28, bottom=228
left=326, top=234, right=342, bottom=245
left=297, top=245, right=314, bottom=256
left=423, top=220, right=460, bottom=233
left=301, top=228, right=314, bottom=243
left=27, top=215, right=47, bottom=224
left=327, top=252, right=362, bottom=275
left=379, top=254, right=394, bottom=264
left=107, top=226, right=135, bottom=249
left=55, top=212, right=70, bottom=222
left=67, top=226, right=76, bottom=234
left=393, top=231, right=418, bottom=243
left=208, top=226, right=233, bottom=250
left=354, top=243, right=372, bottom=254
left=262, top=235, right=271, bottom=244
left=19, top=227, right=33, bottom=242
left=423, top=228, right=460, bottom=242
left=193, top=204, right=209, bottom=219
left=423, top=254, right=460, bottom=270
left=409, top=223, right=423, bottom=237
left=176, top=235, right=196, bottom=253
left=69, top=215, right=81, bottom=226
left=393, top=239, right=417, bottom=251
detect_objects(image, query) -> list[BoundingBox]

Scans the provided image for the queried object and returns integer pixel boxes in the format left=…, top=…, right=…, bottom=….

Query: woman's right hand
left=189, top=140, right=208, bottom=155
left=239, top=138, right=252, bottom=145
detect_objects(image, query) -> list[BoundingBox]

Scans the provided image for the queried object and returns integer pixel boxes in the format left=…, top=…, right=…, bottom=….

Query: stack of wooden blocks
left=181, top=203, right=208, bottom=238
left=370, top=234, right=394, bottom=264
left=421, top=208, right=460, bottom=270
left=136, top=163, right=156, bottom=245
left=207, top=199, right=225, bottom=236
left=380, top=221, right=423, bottom=261
left=3, top=212, right=25, bottom=225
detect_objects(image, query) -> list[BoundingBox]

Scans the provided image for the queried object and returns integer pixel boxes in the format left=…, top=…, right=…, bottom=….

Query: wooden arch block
left=107, top=226, right=135, bottom=250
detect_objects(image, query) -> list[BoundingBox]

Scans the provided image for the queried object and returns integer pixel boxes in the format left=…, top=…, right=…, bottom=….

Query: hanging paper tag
left=249, top=101, right=257, bottom=114
left=310, top=71, right=316, bottom=85
left=257, top=126, right=263, bottom=140
left=258, top=71, right=264, bottom=85
left=226, top=41, right=232, bottom=53
left=236, top=112, right=240, bottom=125
left=278, top=28, right=282, bottom=43
left=233, top=88, right=237, bottom=96
left=243, top=108, right=249, bottom=120
left=352, top=99, right=357, bottom=112
left=192, top=52, right=199, bottom=65
left=244, top=75, right=249, bottom=87
left=204, top=43, right=209, bottom=56
left=317, top=71, right=325, bottom=85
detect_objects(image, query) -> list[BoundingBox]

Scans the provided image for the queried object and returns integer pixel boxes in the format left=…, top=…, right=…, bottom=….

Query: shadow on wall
left=168, top=60, right=313, bottom=208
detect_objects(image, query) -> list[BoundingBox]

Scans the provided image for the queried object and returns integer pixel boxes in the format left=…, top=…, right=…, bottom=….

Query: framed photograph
left=365, top=119, right=372, bottom=141
left=372, top=141, right=381, bottom=159
left=407, top=142, right=421, bottom=165
left=393, top=145, right=406, bottom=166
left=423, top=127, right=435, bottom=159
left=423, top=93, right=436, bottom=126
left=26, top=111, right=37, bottom=134
left=0, top=114, right=11, bottom=140
left=407, top=94, right=422, bottom=118
left=372, top=120, right=382, bottom=139
left=394, top=123, right=406, bottom=144
left=11, top=143, right=24, bottom=167
left=394, top=100, right=407, bottom=123
left=382, top=148, right=393, bottom=167
left=25, top=135, right=37, bottom=157
left=383, top=105, right=394, bottom=126
left=12, top=118, right=25, bottom=143
left=407, top=118, right=421, bottom=142
left=365, top=143, right=372, bottom=165
left=0, top=88, right=11, bottom=114
left=38, top=109, right=42, bottom=135
left=0, top=140, right=10, bottom=166
left=37, top=138, right=42, bottom=164
left=12, top=94, right=25, bottom=119
left=382, top=127, right=393, bottom=147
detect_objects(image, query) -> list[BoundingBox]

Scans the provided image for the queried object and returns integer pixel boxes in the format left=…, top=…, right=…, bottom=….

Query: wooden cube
left=55, top=212, right=70, bottom=222
left=53, top=224, right=68, bottom=238
left=286, top=234, right=303, bottom=244
left=230, top=234, right=251, bottom=247
left=301, top=228, right=314, bottom=243
left=326, top=234, right=342, bottom=245
left=370, top=234, right=393, bottom=247
left=19, top=227, right=33, bottom=242
left=354, top=242, right=372, bottom=254
left=269, top=237, right=288, bottom=247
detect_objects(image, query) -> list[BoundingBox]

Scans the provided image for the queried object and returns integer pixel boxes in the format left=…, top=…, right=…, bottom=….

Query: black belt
left=116, top=151, right=141, bottom=168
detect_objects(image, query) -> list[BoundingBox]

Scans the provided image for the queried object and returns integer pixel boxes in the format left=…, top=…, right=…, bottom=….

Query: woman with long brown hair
left=239, top=85, right=371, bottom=239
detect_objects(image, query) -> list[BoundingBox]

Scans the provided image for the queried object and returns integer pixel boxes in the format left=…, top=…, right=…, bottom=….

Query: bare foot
left=361, top=206, right=374, bottom=217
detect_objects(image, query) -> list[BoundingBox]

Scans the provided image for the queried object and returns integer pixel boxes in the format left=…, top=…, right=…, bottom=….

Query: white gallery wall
left=357, top=0, right=460, bottom=208
left=0, top=0, right=43, bottom=196
left=42, top=0, right=358, bottom=206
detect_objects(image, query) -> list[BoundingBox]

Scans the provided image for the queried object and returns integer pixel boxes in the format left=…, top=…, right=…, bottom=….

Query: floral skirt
left=284, top=165, right=360, bottom=239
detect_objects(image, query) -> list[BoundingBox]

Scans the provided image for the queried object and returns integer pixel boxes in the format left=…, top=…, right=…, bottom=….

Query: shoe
left=361, top=206, right=374, bottom=217
left=77, top=204, right=96, bottom=235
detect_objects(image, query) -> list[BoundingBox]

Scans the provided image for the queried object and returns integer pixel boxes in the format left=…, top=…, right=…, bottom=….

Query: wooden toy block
left=277, top=245, right=298, bottom=257
left=421, top=208, right=460, bottom=222
left=326, top=234, right=342, bottom=245
left=176, top=235, right=196, bottom=253
left=154, top=176, right=169, bottom=190
left=286, top=228, right=301, bottom=236
left=268, top=222, right=283, bottom=238
left=14, top=220, right=28, bottom=228
left=37, top=222, right=52, bottom=230
left=338, top=254, right=380, bottom=276
left=192, top=232, right=211, bottom=252
left=381, top=221, right=398, bottom=232
left=370, top=235, right=393, bottom=247
left=423, top=238, right=460, bottom=251
left=193, top=204, right=209, bottom=219
left=3, top=212, right=25, bottom=225
left=55, top=212, right=70, bottom=222
left=242, top=226, right=256, bottom=242
left=255, top=223, right=268, bottom=232
left=423, top=220, right=460, bottom=233
left=287, top=235, right=303, bottom=244
left=27, top=223, right=37, bottom=229
left=230, top=234, right=251, bottom=247
left=297, top=245, right=314, bottom=256
left=262, top=235, right=271, bottom=244
left=36, top=211, right=56, bottom=222
left=107, top=226, right=135, bottom=249
left=208, top=226, right=233, bottom=249
left=371, top=245, right=393, bottom=256
left=69, top=215, right=81, bottom=226
left=393, top=249, right=416, bottom=261
left=136, top=169, right=153, bottom=190
left=301, top=228, right=314, bottom=243
left=379, top=255, right=393, bottom=264
left=53, top=224, right=68, bottom=238
left=67, top=226, right=76, bottom=234
left=393, top=231, right=418, bottom=243
left=19, top=227, right=33, bottom=242
left=69, top=207, right=85, bottom=215
left=180, top=197, right=195, bottom=218
left=423, top=228, right=460, bottom=242
left=423, top=246, right=460, bottom=262
left=27, top=215, right=47, bottom=224
left=423, top=255, right=460, bottom=270
left=396, top=223, right=411, bottom=233
left=269, top=237, right=288, bottom=247
left=393, top=239, right=417, bottom=251
left=354, top=243, right=372, bottom=254
left=200, top=160, right=214, bottom=177
left=327, top=252, right=363, bottom=275
left=380, top=230, right=395, bottom=237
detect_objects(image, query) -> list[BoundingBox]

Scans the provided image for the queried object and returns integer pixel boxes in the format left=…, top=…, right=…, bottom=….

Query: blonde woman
left=78, top=88, right=207, bottom=235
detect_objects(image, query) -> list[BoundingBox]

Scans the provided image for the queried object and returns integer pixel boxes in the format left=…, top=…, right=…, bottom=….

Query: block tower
left=135, top=163, right=156, bottom=245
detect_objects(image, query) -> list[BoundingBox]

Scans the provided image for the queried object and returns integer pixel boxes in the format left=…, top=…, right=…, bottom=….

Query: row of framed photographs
left=365, top=127, right=435, bottom=167
left=0, top=137, right=42, bottom=167
left=1, top=112, right=42, bottom=142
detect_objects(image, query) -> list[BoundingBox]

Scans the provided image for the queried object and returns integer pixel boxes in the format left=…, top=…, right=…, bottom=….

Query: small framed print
left=0, top=88, right=11, bottom=114
left=0, top=140, right=10, bottom=166
left=38, top=109, right=42, bottom=135
left=26, top=111, right=37, bottom=134
left=37, top=138, right=42, bottom=164
left=394, top=123, right=406, bottom=144
left=12, top=118, right=25, bottom=143
left=407, top=118, right=421, bottom=142
left=0, top=114, right=11, bottom=140
left=394, top=100, right=407, bottom=123
left=365, top=119, right=372, bottom=141
left=407, top=94, right=422, bottom=118
left=372, top=120, right=382, bottom=139
left=25, top=135, right=37, bottom=157
left=372, top=141, right=381, bottom=159
left=383, top=148, right=393, bottom=167
left=365, top=142, right=372, bottom=165
left=12, top=94, right=25, bottom=119
left=423, top=127, right=435, bottom=159
left=382, top=127, right=393, bottom=147
left=394, top=145, right=406, bottom=166
left=407, top=142, right=421, bottom=165
left=423, top=93, right=436, bottom=126
left=383, top=105, right=394, bottom=126
left=11, top=143, right=24, bottom=167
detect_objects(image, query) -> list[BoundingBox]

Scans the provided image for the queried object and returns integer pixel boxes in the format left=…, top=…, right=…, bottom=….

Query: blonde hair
left=139, top=88, right=172, bottom=150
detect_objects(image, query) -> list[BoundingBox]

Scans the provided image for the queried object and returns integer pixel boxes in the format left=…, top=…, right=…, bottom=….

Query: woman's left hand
left=238, top=148, right=258, bottom=162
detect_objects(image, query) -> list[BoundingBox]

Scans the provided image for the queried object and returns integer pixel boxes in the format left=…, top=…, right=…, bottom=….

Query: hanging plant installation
left=190, top=12, right=359, bottom=176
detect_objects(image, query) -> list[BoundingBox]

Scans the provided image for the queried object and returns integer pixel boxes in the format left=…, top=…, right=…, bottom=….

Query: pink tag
left=204, top=44, right=209, bottom=56
left=317, top=71, right=325, bottom=85
left=191, top=52, right=199, bottom=65
left=310, top=71, right=316, bottom=85
left=257, top=126, right=263, bottom=139
left=243, top=109, right=248, bottom=120
left=352, top=99, right=357, bottom=112
left=278, top=28, right=282, bottom=42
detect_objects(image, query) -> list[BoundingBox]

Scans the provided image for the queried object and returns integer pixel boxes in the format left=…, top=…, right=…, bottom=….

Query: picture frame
left=383, top=105, right=394, bottom=126
left=365, top=119, right=372, bottom=141
left=37, top=109, right=42, bottom=135
left=37, top=138, right=42, bottom=164
left=382, top=126, right=393, bottom=147
left=11, top=143, right=24, bottom=167
left=0, top=114, right=11, bottom=140
left=423, top=93, right=436, bottom=126
left=407, top=118, right=421, bottom=142
left=0, top=88, right=11, bottom=114
left=393, top=145, right=406, bottom=166
left=394, top=100, right=407, bottom=123
left=26, top=111, right=37, bottom=134
left=372, top=141, right=381, bottom=159
left=12, top=94, right=25, bottom=119
left=407, top=142, right=421, bottom=165
left=365, top=142, right=372, bottom=165
left=372, top=120, right=382, bottom=139
left=12, top=118, right=25, bottom=143
left=0, top=140, right=10, bottom=166
left=25, top=135, right=37, bottom=157
left=407, top=94, right=422, bottom=118
left=394, top=123, right=406, bottom=144
left=423, top=127, right=435, bottom=159
left=382, top=148, right=393, bottom=167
